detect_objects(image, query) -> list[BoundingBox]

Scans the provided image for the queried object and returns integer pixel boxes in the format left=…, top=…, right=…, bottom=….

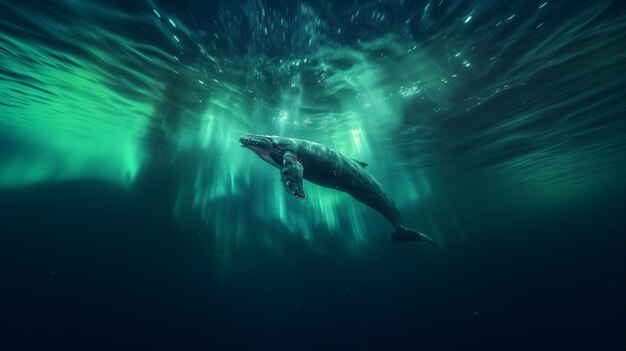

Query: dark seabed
left=1, top=0, right=625, bottom=350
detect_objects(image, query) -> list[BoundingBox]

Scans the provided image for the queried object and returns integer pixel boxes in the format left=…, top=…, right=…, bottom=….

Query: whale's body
left=239, top=134, right=435, bottom=244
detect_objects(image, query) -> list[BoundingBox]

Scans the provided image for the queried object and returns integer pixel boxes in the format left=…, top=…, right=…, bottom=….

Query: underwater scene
left=0, top=0, right=625, bottom=349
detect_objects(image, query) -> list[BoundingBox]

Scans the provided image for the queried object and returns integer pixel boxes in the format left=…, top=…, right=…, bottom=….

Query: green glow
left=0, top=31, right=153, bottom=187
left=1, top=0, right=624, bottom=263
left=159, top=37, right=450, bottom=252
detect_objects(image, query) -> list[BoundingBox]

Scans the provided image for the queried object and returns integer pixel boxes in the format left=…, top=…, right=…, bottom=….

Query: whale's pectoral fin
left=281, top=151, right=306, bottom=199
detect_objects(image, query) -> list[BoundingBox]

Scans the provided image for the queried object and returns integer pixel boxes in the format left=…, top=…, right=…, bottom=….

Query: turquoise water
left=1, top=0, right=625, bottom=349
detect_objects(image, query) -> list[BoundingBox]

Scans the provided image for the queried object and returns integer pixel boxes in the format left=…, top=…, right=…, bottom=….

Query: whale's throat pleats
left=250, top=144, right=282, bottom=167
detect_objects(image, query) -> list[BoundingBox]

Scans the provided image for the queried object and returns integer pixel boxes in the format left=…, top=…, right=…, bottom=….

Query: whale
left=239, top=134, right=435, bottom=244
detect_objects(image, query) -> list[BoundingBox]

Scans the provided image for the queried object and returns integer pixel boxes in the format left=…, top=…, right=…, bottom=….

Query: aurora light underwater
left=0, top=0, right=625, bottom=349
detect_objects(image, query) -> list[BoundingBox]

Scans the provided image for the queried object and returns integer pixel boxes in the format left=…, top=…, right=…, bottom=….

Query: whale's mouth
left=239, top=135, right=283, bottom=167
left=250, top=144, right=279, bottom=166
left=239, top=136, right=251, bottom=149
left=239, top=135, right=270, bottom=150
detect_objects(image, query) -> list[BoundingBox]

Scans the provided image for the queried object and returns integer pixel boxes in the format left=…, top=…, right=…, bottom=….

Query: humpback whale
left=239, top=134, right=435, bottom=244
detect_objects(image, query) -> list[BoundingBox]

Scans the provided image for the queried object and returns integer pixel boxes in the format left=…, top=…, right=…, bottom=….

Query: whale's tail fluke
left=391, top=226, right=436, bottom=245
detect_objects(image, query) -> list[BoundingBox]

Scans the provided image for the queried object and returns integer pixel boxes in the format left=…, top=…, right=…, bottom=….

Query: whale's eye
left=271, top=141, right=279, bottom=148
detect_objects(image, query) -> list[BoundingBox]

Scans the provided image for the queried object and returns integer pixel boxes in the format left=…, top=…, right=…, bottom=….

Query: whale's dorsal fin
left=352, top=158, right=368, bottom=168
left=281, top=151, right=306, bottom=199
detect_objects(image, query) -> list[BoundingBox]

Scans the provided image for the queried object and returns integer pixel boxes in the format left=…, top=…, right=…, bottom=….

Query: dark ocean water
left=1, top=0, right=625, bottom=349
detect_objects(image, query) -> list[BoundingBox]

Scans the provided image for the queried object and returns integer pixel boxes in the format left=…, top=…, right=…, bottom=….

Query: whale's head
left=239, top=134, right=295, bottom=167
